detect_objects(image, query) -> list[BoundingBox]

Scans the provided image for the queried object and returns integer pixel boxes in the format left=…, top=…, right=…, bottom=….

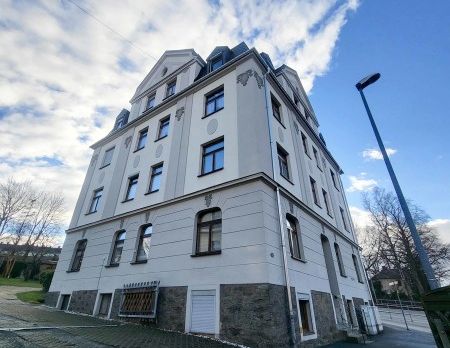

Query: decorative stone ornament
left=205, top=193, right=213, bottom=207
left=207, top=119, right=218, bottom=135
left=236, top=69, right=264, bottom=89
left=133, top=155, right=140, bottom=168
left=293, top=122, right=299, bottom=134
left=155, top=144, right=163, bottom=158
left=125, top=136, right=132, bottom=149
left=175, top=107, right=185, bottom=121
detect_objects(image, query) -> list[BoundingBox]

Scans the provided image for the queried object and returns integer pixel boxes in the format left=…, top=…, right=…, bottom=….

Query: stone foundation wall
left=44, top=291, right=60, bottom=308
left=68, top=290, right=97, bottom=315
left=220, top=283, right=290, bottom=348
left=157, top=286, right=187, bottom=331
left=109, top=288, right=122, bottom=319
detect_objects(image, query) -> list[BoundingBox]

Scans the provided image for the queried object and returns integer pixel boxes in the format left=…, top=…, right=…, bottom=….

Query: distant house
left=371, top=267, right=410, bottom=295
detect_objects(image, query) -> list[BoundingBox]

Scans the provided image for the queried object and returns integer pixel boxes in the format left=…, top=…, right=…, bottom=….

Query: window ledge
left=130, top=260, right=148, bottom=265
left=105, top=264, right=119, bottom=268
left=317, top=166, right=323, bottom=172
left=163, top=93, right=175, bottom=101
left=327, top=213, right=334, bottom=219
left=291, top=256, right=306, bottom=263
left=340, top=274, right=347, bottom=278
left=145, top=189, right=159, bottom=195
left=99, top=163, right=111, bottom=170
left=198, top=167, right=224, bottom=177
left=202, top=107, right=223, bottom=119
left=85, top=211, right=97, bottom=216
left=66, top=269, right=80, bottom=273
left=280, top=174, right=294, bottom=185
left=191, top=250, right=221, bottom=257
left=314, top=202, right=322, bottom=209
left=274, top=116, right=286, bottom=129
left=305, top=153, right=311, bottom=160
left=154, top=135, right=168, bottom=142
left=121, top=198, right=134, bottom=203
left=133, top=147, right=144, bottom=153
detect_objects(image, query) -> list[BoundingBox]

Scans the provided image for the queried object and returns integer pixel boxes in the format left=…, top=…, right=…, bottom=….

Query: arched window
left=70, top=239, right=87, bottom=272
left=110, top=230, right=126, bottom=266
left=196, top=209, right=222, bottom=255
left=136, top=225, right=152, bottom=262
left=286, top=215, right=304, bottom=260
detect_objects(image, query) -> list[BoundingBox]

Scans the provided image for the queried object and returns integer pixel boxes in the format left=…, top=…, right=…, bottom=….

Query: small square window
left=101, top=147, right=115, bottom=167
left=210, top=56, right=223, bottom=71
left=125, top=175, right=139, bottom=201
left=157, top=117, right=170, bottom=140
left=146, top=94, right=155, bottom=110
left=148, top=163, right=163, bottom=193
left=201, top=139, right=224, bottom=175
left=136, top=128, right=148, bottom=151
left=166, top=80, right=176, bottom=98
left=205, top=88, right=224, bottom=116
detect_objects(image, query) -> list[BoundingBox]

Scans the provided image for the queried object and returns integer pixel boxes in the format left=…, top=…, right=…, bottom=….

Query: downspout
left=263, top=70, right=297, bottom=347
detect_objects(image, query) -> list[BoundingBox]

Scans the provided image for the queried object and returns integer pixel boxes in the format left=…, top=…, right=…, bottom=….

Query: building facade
left=47, top=42, right=372, bottom=347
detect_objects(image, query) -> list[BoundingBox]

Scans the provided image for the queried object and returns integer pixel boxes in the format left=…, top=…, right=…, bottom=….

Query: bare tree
left=361, top=187, right=449, bottom=296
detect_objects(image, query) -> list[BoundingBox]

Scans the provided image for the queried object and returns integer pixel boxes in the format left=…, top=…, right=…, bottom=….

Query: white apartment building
left=47, top=42, right=372, bottom=347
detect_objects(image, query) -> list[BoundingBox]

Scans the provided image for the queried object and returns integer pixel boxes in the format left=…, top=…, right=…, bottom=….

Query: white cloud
left=362, top=148, right=397, bottom=160
left=0, top=0, right=359, bottom=227
left=347, top=173, right=377, bottom=192
left=428, top=219, right=450, bottom=244
left=349, top=206, right=373, bottom=230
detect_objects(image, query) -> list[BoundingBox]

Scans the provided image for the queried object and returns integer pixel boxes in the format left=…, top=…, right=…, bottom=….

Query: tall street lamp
left=356, top=73, right=438, bottom=291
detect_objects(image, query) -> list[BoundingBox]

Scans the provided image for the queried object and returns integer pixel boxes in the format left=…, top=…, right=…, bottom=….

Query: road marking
left=0, top=324, right=120, bottom=332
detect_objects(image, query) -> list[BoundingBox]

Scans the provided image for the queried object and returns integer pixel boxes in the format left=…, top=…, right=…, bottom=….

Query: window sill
left=66, top=269, right=80, bottom=273
left=305, top=153, right=311, bottom=160
left=291, top=256, right=306, bottom=263
left=85, top=211, right=97, bottom=216
left=145, top=189, right=159, bottom=195
left=133, top=147, right=144, bottom=153
left=163, top=93, right=175, bottom=100
left=202, top=107, right=223, bottom=119
left=280, top=174, right=294, bottom=185
left=340, top=274, right=347, bottom=278
left=155, top=135, right=168, bottom=142
left=191, top=250, right=221, bottom=257
left=358, top=280, right=364, bottom=284
left=273, top=116, right=286, bottom=129
left=99, top=163, right=111, bottom=170
left=105, top=264, right=119, bottom=268
left=317, top=166, right=323, bottom=172
left=121, top=198, right=134, bottom=203
left=314, top=202, right=322, bottom=209
left=130, top=260, right=148, bottom=265
left=198, top=167, right=223, bottom=177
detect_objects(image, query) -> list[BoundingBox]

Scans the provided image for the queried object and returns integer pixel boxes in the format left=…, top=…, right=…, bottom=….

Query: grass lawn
left=16, top=290, right=45, bottom=304
left=0, top=277, right=42, bottom=288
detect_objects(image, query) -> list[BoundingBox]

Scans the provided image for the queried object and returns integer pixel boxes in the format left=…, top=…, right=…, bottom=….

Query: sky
left=0, top=0, right=448, bottom=246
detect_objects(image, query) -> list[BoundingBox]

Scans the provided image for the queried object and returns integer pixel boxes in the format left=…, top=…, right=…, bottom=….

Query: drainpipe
left=263, top=70, right=297, bottom=347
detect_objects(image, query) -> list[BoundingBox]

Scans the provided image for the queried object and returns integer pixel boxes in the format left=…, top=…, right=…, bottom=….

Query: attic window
left=161, top=67, right=168, bottom=77
left=210, top=55, right=223, bottom=72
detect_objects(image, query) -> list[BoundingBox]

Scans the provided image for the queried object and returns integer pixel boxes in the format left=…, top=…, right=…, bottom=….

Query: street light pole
left=356, top=73, right=438, bottom=291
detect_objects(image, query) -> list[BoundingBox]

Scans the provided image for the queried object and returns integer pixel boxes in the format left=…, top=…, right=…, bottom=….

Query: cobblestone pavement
left=0, top=286, right=236, bottom=348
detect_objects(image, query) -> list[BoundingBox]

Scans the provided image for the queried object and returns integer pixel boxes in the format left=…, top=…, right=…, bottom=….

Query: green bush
left=39, top=271, right=54, bottom=292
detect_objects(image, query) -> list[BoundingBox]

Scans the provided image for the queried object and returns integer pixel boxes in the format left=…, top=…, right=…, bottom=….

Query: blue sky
left=310, top=0, right=450, bottom=240
left=0, top=0, right=448, bottom=243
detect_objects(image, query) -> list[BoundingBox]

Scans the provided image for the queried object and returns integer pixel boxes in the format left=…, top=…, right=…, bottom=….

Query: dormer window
left=210, top=55, right=223, bottom=72
left=165, top=80, right=176, bottom=98
left=115, top=116, right=126, bottom=129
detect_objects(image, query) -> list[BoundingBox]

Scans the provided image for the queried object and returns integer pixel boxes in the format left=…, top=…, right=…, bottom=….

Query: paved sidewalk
left=0, top=286, right=237, bottom=348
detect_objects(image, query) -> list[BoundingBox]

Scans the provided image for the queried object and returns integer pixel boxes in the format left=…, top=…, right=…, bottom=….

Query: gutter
left=262, top=69, right=298, bottom=347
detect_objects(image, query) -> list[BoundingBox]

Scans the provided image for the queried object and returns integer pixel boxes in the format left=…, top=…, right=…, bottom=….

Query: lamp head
left=356, top=73, right=380, bottom=91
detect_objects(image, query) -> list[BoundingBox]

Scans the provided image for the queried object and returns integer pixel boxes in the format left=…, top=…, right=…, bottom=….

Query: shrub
left=39, top=271, right=54, bottom=292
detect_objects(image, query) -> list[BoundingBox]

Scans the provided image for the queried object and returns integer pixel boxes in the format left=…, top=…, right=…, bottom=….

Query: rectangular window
left=98, top=293, right=112, bottom=316
left=340, top=207, right=348, bottom=231
left=301, top=133, right=309, bottom=157
left=334, top=243, right=346, bottom=277
left=205, top=88, right=224, bottom=116
left=146, top=94, right=155, bottom=110
left=89, top=188, right=103, bottom=213
left=277, top=146, right=290, bottom=180
left=330, top=170, right=339, bottom=191
left=271, top=95, right=282, bottom=123
left=287, top=216, right=303, bottom=260
left=157, top=117, right=170, bottom=140
left=148, top=164, right=163, bottom=193
left=298, top=299, right=314, bottom=335
left=313, top=147, right=321, bottom=170
left=136, top=225, right=152, bottom=262
left=210, top=55, right=223, bottom=71
left=322, top=189, right=332, bottom=216
left=310, top=177, right=320, bottom=206
left=352, top=254, right=364, bottom=283
left=101, top=147, right=115, bottom=167
left=125, top=175, right=139, bottom=201
left=136, top=128, right=148, bottom=151
left=70, top=239, right=87, bottom=272
left=201, top=139, right=224, bottom=175
left=165, top=80, right=176, bottom=98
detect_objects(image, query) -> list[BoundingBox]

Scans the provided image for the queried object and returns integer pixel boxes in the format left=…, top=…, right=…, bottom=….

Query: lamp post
left=356, top=73, right=438, bottom=291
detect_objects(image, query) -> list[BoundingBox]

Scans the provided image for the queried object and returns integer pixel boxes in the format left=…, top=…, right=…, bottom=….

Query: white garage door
left=190, top=290, right=216, bottom=334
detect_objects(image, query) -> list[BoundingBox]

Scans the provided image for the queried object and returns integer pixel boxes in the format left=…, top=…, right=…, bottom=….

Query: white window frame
left=296, top=292, right=317, bottom=341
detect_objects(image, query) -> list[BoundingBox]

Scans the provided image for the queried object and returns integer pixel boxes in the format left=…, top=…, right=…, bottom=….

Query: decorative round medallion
left=207, top=119, right=218, bottom=135
left=98, top=171, right=105, bottom=185
left=155, top=144, right=163, bottom=158
left=133, top=155, right=140, bottom=168
left=278, top=127, right=284, bottom=142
